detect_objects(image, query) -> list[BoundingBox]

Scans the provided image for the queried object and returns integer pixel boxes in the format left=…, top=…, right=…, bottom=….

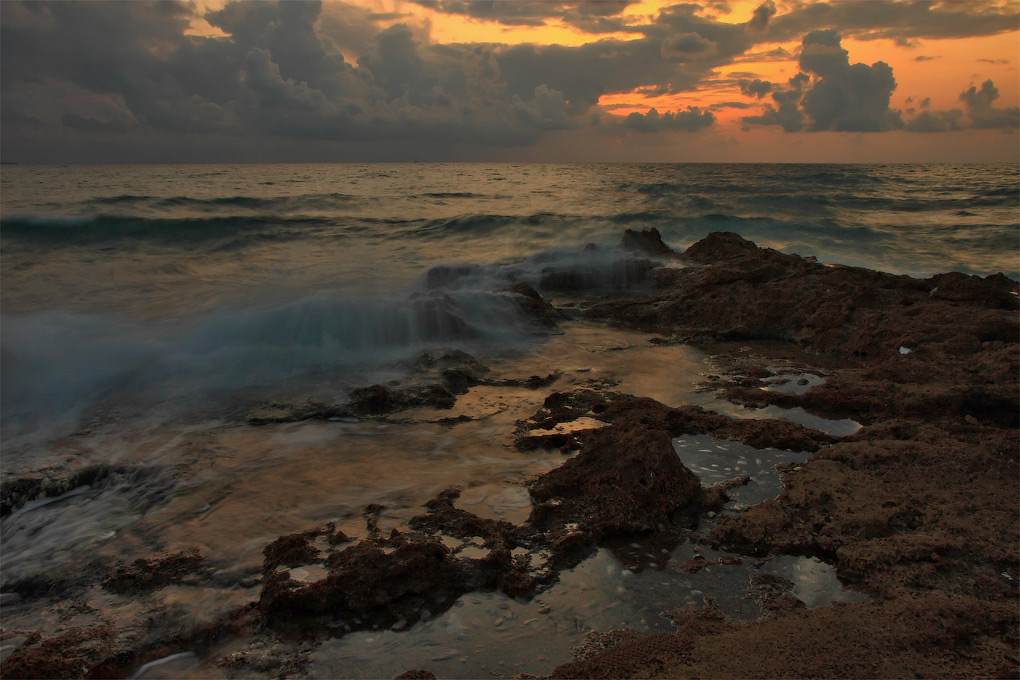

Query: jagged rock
left=619, top=227, right=679, bottom=259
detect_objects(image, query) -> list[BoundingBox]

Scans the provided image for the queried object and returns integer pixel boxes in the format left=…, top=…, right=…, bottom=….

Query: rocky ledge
left=2, top=231, right=1016, bottom=679
left=546, top=231, right=1018, bottom=678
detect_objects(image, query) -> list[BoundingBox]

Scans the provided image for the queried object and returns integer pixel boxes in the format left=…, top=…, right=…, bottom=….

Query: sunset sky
left=2, top=0, right=1018, bottom=163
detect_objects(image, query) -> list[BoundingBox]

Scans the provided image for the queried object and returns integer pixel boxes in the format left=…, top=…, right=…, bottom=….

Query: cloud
left=904, top=109, right=964, bottom=132
left=767, top=1, right=1019, bottom=43
left=741, top=31, right=902, bottom=133
left=738, top=78, right=772, bottom=98
left=661, top=32, right=718, bottom=60
left=914, top=55, right=937, bottom=62
left=900, top=80, right=1017, bottom=132
left=742, top=72, right=808, bottom=132
left=619, top=106, right=715, bottom=132
left=746, top=0, right=776, bottom=34
left=1, top=0, right=1016, bottom=162
left=408, top=1, right=637, bottom=28
left=960, top=80, right=1020, bottom=129
left=798, top=30, right=902, bottom=132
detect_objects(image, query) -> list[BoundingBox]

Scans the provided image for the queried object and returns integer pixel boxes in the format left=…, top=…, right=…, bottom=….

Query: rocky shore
left=1, top=231, right=1016, bottom=678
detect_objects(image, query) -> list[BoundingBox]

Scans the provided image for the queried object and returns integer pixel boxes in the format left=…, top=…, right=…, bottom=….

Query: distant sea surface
left=2, top=162, right=1017, bottom=443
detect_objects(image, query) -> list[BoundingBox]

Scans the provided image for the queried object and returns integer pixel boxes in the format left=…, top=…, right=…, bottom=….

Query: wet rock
left=259, top=533, right=469, bottom=626
left=393, top=671, right=437, bottom=680
left=528, top=423, right=702, bottom=535
left=930, top=272, right=1019, bottom=309
left=549, top=594, right=1018, bottom=679
left=0, top=464, right=153, bottom=518
left=746, top=572, right=805, bottom=616
left=412, top=349, right=490, bottom=378
left=570, top=629, right=644, bottom=662
left=518, top=389, right=836, bottom=454
left=486, top=371, right=562, bottom=390
left=538, top=258, right=656, bottom=294
left=619, top=228, right=679, bottom=259
left=347, top=383, right=457, bottom=416
left=103, top=549, right=206, bottom=595
left=0, top=624, right=115, bottom=679
left=245, top=400, right=350, bottom=425
left=500, top=282, right=561, bottom=327
left=674, top=556, right=711, bottom=573
left=263, top=525, right=349, bottom=573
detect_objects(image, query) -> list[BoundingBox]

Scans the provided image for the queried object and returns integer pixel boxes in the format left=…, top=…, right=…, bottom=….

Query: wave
left=152, top=192, right=360, bottom=212
left=0, top=213, right=332, bottom=246
left=0, top=238, right=674, bottom=442
left=0, top=287, right=559, bottom=441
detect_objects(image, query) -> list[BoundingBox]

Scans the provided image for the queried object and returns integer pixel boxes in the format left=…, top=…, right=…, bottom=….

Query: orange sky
left=358, top=0, right=1019, bottom=123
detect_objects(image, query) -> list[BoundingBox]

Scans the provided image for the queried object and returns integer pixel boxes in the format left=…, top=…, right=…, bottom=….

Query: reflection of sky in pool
left=674, top=433, right=811, bottom=509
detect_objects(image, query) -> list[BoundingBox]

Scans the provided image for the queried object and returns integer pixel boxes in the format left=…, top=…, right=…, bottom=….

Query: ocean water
left=2, top=162, right=1016, bottom=446
left=0, top=163, right=1015, bottom=675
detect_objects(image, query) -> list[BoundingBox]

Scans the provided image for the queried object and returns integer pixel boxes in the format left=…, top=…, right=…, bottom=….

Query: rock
left=682, top=231, right=761, bottom=263
left=347, top=385, right=402, bottom=415
left=262, top=525, right=348, bottom=573
left=245, top=400, right=349, bottom=425
left=103, top=549, right=206, bottom=595
left=260, top=534, right=468, bottom=622
left=528, top=423, right=702, bottom=535
left=619, top=228, right=679, bottom=259
left=500, top=282, right=561, bottom=327
left=347, top=383, right=456, bottom=416
left=393, top=671, right=437, bottom=680
left=675, top=556, right=711, bottom=572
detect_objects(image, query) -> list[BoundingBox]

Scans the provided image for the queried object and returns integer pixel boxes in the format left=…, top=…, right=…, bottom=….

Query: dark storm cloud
left=0, top=0, right=590, bottom=152
left=766, top=1, right=1019, bottom=42
left=2, top=0, right=1016, bottom=162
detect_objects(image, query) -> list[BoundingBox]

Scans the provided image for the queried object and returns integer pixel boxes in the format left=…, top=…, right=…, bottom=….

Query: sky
left=1, top=0, right=1018, bottom=163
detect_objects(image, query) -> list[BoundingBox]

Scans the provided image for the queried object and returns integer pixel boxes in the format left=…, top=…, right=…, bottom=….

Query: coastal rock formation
left=544, top=231, right=1018, bottom=679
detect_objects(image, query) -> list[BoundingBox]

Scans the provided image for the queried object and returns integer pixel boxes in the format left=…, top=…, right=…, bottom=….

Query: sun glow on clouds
left=4, top=0, right=1017, bottom=162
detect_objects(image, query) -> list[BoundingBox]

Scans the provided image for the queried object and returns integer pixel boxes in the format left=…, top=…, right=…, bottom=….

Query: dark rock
left=619, top=228, right=679, bottom=259
left=347, top=383, right=456, bottom=416
left=348, top=385, right=402, bottom=415
left=675, top=556, right=711, bottom=572
left=930, top=272, right=1019, bottom=309
left=263, top=525, right=348, bottom=573
left=501, top=282, right=561, bottom=327
left=528, top=423, right=702, bottom=535
left=103, top=549, right=206, bottom=595
left=245, top=400, right=349, bottom=425
left=259, top=534, right=468, bottom=623
left=682, top=231, right=761, bottom=263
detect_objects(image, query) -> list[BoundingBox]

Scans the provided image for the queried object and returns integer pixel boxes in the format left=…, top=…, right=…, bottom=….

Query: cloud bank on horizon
left=1, top=0, right=1017, bottom=163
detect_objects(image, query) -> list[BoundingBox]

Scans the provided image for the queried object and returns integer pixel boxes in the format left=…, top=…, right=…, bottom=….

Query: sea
left=0, top=163, right=1017, bottom=677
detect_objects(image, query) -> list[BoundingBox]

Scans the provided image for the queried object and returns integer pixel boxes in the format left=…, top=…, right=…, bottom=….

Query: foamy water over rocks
left=2, top=164, right=1017, bottom=679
